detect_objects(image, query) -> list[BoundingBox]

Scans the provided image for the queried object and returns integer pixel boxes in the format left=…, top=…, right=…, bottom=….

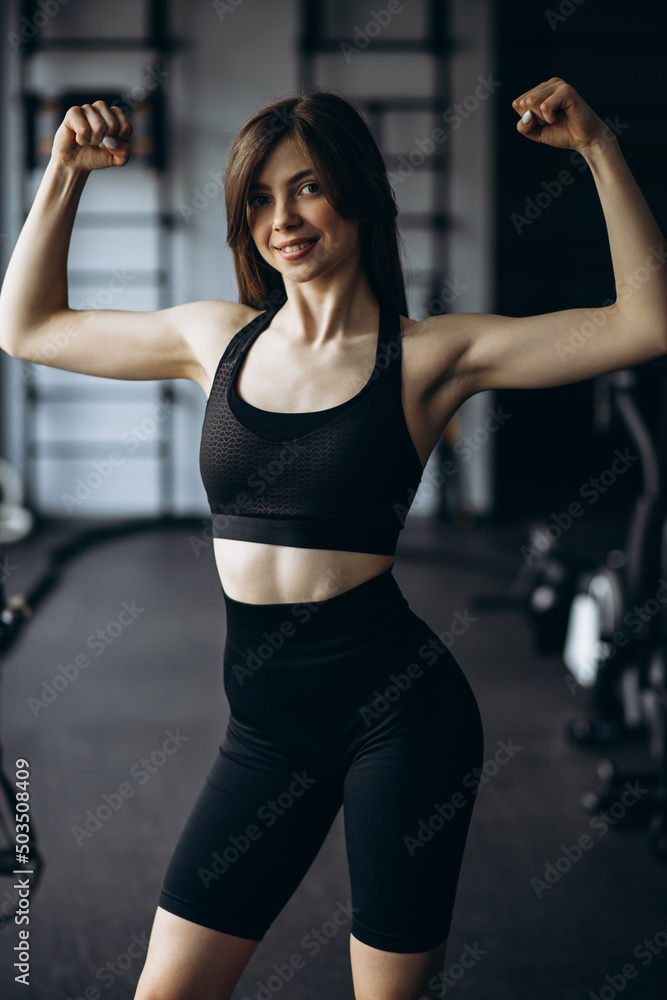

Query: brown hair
left=223, top=87, right=408, bottom=315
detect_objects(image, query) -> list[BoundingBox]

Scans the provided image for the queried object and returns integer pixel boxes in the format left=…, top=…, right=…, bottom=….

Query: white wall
left=1, top=0, right=300, bottom=518
left=1, top=0, right=496, bottom=521
left=168, top=0, right=301, bottom=514
left=443, top=0, right=497, bottom=517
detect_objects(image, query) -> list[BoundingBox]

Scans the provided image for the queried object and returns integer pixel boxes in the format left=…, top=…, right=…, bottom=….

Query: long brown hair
left=223, top=87, right=408, bottom=315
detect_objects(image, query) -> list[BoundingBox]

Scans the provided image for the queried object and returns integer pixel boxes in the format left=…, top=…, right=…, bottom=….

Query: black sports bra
left=228, top=348, right=360, bottom=440
left=199, top=302, right=425, bottom=556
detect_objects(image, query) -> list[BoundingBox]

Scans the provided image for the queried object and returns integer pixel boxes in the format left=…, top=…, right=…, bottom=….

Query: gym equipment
left=562, top=367, right=663, bottom=747
left=572, top=474, right=667, bottom=861
left=471, top=515, right=587, bottom=658
left=473, top=358, right=667, bottom=862
left=474, top=364, right=662, bottom=742
left=0, top=458, right=34, bottom=544
left=559, top=360, right=667, bottom=861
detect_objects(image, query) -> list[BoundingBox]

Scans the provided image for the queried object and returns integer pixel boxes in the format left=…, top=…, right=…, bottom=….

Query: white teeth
left=280, top=240, right=316, bottom=253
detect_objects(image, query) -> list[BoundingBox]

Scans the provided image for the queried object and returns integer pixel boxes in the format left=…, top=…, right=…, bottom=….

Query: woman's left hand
left=512, top=78, right=611, bottom=153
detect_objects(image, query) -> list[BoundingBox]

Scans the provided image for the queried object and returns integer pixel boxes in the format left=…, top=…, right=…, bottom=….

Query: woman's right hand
left=51, top=101, right=133, bottom=172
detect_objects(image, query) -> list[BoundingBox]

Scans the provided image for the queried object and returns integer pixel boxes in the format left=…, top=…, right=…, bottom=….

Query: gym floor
left=1, top=510, right=666, bottom=1000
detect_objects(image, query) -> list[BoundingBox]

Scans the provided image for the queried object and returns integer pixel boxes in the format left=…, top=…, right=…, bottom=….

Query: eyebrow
left=249, top=169, right=315, bottom=193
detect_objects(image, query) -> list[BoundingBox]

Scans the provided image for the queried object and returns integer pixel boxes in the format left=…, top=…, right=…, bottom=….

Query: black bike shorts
left=158, top=565, right=484, bottom=953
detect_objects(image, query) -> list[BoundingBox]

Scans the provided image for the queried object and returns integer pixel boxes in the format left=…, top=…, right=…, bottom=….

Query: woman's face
left=246, top=137, right=360, bottom=285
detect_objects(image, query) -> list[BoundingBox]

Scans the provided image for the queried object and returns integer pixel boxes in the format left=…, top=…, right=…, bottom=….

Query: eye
left=248, top=181, right=320, bottom=208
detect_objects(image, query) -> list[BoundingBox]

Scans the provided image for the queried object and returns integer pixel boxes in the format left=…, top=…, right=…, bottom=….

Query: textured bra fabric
left=198, top=302, right=425, bottom=556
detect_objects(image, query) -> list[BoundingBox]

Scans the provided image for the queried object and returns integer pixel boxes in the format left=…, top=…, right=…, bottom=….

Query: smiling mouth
left=276, top=238, right=319, bottom=255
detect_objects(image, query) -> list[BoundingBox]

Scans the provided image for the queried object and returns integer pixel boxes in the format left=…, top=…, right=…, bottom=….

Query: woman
left=1, top=79, right=665, bottom=1000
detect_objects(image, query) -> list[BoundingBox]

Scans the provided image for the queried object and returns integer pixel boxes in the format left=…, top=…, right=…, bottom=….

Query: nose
left=272, top=193, right=301, bottom=231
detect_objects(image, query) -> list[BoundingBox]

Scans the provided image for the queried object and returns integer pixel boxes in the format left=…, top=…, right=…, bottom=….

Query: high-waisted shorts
left=158, top=565, right=484, bottom=953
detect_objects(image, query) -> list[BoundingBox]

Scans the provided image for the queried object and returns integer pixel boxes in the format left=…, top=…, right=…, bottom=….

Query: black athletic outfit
left=157, top=302, right=484, bottom=953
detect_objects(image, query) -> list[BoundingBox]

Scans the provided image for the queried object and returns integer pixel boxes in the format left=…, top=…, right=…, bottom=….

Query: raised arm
left=0, top=101, right=211, bottom=383
left=420, top=78, right=667, bottom=407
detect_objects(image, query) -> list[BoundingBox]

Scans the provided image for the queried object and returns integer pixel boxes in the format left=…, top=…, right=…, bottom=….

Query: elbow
left=0, top=329, right=35, bottom=362
left=0, top=311, right=23, bottom=357
left=0, top=333, right=19, bottom=359
left=0, top=314, right=52, bottom=361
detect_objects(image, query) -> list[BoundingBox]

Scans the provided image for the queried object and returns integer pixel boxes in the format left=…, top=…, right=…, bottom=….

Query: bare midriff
left=213, top=538, right=394, bottom=605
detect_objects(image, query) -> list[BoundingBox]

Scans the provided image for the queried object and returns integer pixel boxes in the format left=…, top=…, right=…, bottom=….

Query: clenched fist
left=512, top=78, right=609, bottom=154
left=51, top=101, right=133, bottom=171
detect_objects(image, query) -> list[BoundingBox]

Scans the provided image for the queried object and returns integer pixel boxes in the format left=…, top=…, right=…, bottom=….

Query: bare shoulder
left=178, top=299, right=264, bottom=395
left=399, top=310, right=482, bottom=401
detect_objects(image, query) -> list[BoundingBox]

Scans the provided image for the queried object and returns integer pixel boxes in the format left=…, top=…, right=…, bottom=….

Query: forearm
left=0, top=159, right=90, bottom=350
left=581, top=136, right=667, bottom=335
